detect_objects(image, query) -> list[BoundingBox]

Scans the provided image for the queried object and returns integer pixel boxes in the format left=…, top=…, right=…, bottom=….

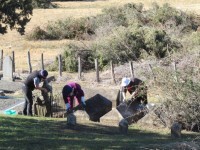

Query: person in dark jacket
left=22, top=70, right=48, bottom=116
left=62, top=82, right=86, bottom=114
left=121, top=77, right=148, bottom=105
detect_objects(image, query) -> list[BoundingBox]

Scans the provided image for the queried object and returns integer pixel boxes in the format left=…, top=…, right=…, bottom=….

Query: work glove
left=66, top=103, right=71, bottom=111
left=81, top=96, right=86, bottom=109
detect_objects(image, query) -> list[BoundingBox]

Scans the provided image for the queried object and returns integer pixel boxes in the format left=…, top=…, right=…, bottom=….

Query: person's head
left=64, top=85, right=74, bottom=97
left=40, top=70, right=48, bottom=79
left=121, top=77, right=131, bottom=87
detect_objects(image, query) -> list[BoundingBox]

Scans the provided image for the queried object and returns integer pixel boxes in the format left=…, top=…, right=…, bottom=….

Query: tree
left=0, top=0, right=33, bottom=35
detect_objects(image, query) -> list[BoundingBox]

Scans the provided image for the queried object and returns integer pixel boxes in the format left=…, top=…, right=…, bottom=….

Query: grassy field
left=0, top=0, right=199, bottom=71
left=0, top=114, right=199, bottom=150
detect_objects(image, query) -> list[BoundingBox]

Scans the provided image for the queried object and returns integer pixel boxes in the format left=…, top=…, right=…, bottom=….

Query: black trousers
left=22, top=85, right=33, bottom=116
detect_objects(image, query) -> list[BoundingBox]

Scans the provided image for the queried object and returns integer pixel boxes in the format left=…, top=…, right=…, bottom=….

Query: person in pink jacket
left=62, top=82, right=86, bottom=113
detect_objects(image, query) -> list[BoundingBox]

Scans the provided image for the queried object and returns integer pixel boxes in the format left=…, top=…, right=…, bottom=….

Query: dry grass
left=0, top=0, right=199, bottom=71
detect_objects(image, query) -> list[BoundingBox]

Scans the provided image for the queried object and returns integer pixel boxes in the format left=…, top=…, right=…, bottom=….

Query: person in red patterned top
left=62, top=82, right=86, bottom=113
left=121, top=77, right=148, bottom=105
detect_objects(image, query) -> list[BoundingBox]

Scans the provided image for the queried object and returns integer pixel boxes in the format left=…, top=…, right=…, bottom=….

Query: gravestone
left=171, top=122, right=182, bottom=138
left=117, top=100, right=148, bottom=125
left=2, top=56, right=13, bottom=81
left=85, top=94, right=112, bottom=122
left=100, top=108, right=123, bottom=126
left=74, top=110, right=89, bottom=122
left=67, top=113, right=76, bottom=126
left=119, top=119, right=128, bottom=134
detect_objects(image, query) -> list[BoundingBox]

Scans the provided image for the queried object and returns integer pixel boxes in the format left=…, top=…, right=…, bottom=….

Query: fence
left=0, top=50, right=139, bottom=83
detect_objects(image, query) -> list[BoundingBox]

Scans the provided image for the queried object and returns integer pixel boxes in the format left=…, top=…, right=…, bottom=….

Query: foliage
left=0, top=0, right=33, bottom=34
left=28, top=2, right=197, bottom=69
left=92, top=25, right=181, bottom=65
left=155, top=57, right=200, bottom=129
left=189, top=32, right=200, bottom=45
left=48, top=44, right=95, bottom=72
left=26, top=26, right=47, bottom=40
left=28, top=17, right=95, bottom=40
left=32, top=0, right=57, bottom=9
left=147, top=3, right=198, bottom=36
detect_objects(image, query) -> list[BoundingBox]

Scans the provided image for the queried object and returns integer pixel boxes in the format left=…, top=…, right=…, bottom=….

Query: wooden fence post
left=129, top=61, right=134, bottom=78
left=27, top=51, right=32, bottom=73
left=58, top=54, right=62, bottom=77
left=95, top=58, right=100, bottom=82
left=12, top=51, right=15, bottom=72
left=0, top=49, right=3, bottom=71
left=78, top=56, right=82, bottom=80
left=41, top=53, right=44, bottom=70
left=148, top=64, right=156, bottom=81
left=172, top=61, right=178, bottom=82
left=110, top=61, right=116, bottom=83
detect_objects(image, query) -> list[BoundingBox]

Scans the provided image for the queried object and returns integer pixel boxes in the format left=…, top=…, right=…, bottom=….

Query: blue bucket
left=4, top=110, right=17, bottom=115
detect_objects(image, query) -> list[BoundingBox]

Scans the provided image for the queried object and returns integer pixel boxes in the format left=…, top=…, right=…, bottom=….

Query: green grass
left=0, top=115, right=199, bottom=150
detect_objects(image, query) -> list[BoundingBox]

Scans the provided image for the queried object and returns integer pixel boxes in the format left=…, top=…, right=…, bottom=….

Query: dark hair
left=40, top=70, right=48, bottom=79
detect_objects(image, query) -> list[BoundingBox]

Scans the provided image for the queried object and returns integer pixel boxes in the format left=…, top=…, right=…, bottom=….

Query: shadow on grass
left=0, top=115, right=198, bottom=150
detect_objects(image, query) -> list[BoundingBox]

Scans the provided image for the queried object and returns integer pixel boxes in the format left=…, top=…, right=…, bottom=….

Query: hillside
left=0, top=1, right=200, bottom=149
left=0, top=0, right=199, bottom=71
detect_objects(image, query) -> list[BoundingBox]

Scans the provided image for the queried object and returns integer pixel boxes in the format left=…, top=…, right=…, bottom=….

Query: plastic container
left=4, top=109, right=17, bottom=115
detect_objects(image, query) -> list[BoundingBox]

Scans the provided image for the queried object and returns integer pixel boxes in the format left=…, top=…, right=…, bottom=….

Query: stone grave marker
left=85, top=94, right=112, bottom=122
left=2, top=56, right=13, bottom=81
left=117, top=100, right=148, bottom=125
left=100, top=108, right=123, bottom=126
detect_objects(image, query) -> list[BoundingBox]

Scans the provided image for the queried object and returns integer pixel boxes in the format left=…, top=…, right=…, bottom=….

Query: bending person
left=62, top=82, right=86, bottom=114
left=22, top=70, right=48, bottom=116
left=121, top=77, right=148, bottom=105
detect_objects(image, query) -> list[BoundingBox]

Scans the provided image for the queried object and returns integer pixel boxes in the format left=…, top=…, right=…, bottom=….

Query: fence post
left=95, top=58, right=100, bottom=82
left=12, top=51, right=15, bottom=72
left=148, top=64, right=156, bottom=81
left=78, top=56, right=82, bottom=80
left=58, top=54, right=62, bottom=77
left=129, top=61, right=134, bottom=78
left=0, top=49, right=3, bottom=71
left=172, top=61, right=178, bottom=82
left=41, top=53, right=44, bottom=70
left=27, top=51, right=32, bottom=73
left=110, top=61, right=116, bottom=84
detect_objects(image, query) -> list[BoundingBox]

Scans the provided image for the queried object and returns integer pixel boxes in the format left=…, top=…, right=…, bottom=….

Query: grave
left=1, top=56, right=13, bottom=81
left=85, top=94, right=112, bottom=122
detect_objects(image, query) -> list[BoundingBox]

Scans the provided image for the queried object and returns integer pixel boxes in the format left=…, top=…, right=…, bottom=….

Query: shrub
left=32, top=0, right=57, bottom=9
left=155, top=60, right=200, bottom=130
left=147, top=3, right=198, bottom=36
left=26, top=27, right=47, bottom=40
left=48, top=44, right=95, bottom=72
left=92, top=25, right=181, bottom=67
left=28, top=17, right=95, bottom=40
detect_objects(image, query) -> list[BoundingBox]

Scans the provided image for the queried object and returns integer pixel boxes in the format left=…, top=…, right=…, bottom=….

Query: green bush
left=26, top=27, right=47, bottom=40
left=48, top=44, right=95, bottom=72
left=28, top=17, right=95, bottom=40
left=32, top=0, right=57, bottom=8
left=92, top=25, right=181, bottom=66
